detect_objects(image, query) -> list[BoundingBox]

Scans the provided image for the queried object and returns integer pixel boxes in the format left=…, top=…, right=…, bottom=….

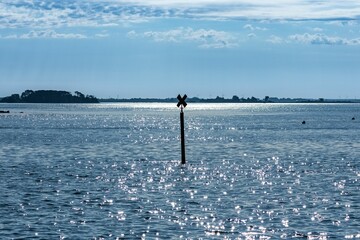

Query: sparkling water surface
left=0, top=103, right=359, bottom=239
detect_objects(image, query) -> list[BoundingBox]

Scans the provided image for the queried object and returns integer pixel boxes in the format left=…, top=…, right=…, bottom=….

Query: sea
left=0, top=103, right=359, bottom=239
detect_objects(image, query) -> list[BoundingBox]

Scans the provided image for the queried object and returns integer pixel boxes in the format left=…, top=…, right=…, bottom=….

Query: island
left=0, top=90, right=99, bottom=103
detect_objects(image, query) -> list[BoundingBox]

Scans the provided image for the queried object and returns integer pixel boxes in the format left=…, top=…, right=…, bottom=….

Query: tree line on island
left=0, top=90, right=99, bottom=103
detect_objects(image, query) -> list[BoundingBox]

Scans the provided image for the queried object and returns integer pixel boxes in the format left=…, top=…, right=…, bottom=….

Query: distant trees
left=215, top=96, right=225, bottom=102
left=0, top=90, right=99, bottom=103
left=250, top=96, right=258, bottom=102
left=232, top=95, right=240, bottom=102
left=75, top=91, right=85, bottom=99
left=1, top=94, right=21, bottom=103
left=21, top=90, right=34, bottom=99
left=184, top=95, right=260, bottom=103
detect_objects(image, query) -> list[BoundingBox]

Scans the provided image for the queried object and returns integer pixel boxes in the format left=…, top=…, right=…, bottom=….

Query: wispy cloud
left=95, top=33, right=110, bottom=38
left=122, top=0, right=360, bottom=20
left=326, top=20, right=358, bottom=27
left=0, top=1, right=148, bottom=29
left=247, top=33, right=256, bottom=38
left=1, top=30, right=87, bottom=39
left=266, top=33, right=360, bottom=45
left=1, top=0, right=360, bottom=30
left=128, top=27, right=238, bottom=48
left=311, top=27, right=323, bottom=32
left=267, top=35, right=284, bottom=44
left=289, top=33, right=360, bottom=45
left=243, top=24, right=267, bottom=31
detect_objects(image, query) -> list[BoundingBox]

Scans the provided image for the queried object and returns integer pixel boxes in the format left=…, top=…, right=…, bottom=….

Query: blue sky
left=1, top=0, right=360, bottom=99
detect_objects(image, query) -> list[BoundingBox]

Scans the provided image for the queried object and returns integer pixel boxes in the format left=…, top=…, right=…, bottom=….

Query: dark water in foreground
left=0, top=103, right=359, bottom=239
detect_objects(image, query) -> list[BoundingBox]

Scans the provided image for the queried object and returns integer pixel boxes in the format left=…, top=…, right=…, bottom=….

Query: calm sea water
left=0, top=103, right=359, bottom=239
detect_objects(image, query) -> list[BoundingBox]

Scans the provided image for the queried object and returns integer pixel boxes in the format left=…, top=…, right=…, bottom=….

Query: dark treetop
left=0, top=90, right=99, bottom=103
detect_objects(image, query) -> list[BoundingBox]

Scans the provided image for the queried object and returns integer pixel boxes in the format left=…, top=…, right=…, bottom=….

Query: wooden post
left=177, top=94, right=187, bottom=165
left=180, top=107, right=186, bottom=164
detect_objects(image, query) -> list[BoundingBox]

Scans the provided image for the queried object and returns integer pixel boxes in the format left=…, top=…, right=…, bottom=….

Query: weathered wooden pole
left=180, top=106, right=186, bottom=164
left=177, top=94, right=187, bottom=164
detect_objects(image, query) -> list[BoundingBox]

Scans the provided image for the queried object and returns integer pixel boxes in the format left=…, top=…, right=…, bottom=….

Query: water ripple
left=0, top=103, right=359, bottom=238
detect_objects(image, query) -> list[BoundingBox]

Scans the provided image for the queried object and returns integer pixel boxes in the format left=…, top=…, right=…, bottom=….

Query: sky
left=1, top=0, right=360, bottom=99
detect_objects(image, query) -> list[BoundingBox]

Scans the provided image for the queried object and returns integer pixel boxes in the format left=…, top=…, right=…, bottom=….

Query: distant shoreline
left=99, top=97, right=360, bottom=104
left=1, top=91, right=359, bottom=104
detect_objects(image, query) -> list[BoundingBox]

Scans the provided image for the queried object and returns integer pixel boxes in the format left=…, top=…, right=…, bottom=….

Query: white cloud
left=243, top=24, right=267, bottom=31
left=0, top=0, right=360, bottom=30
left=247, top=33, right=256, bottom=38
left=126, top=30, right=138, bottom=39
left=326, top=20, right=358, bottom=27
left=131, top=28, right=360, bottom=47
left=129, top=27, right=238, bottom=48
left=289, top=33, right=360, bottom=45
left=266, top=33, right=360, bottom=45
left=243, top=24, right=254, bottom=31
left=312, top=27, right=323, bottom=32
left=95, top=33, right=110, bottom=38
left=0, top=1, right=148, bottom=29
left=2, top=30, right=87, bottom=39
left=151, top=0, right=360, bottom=20
left=267, top=35, right=284, bottom=44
